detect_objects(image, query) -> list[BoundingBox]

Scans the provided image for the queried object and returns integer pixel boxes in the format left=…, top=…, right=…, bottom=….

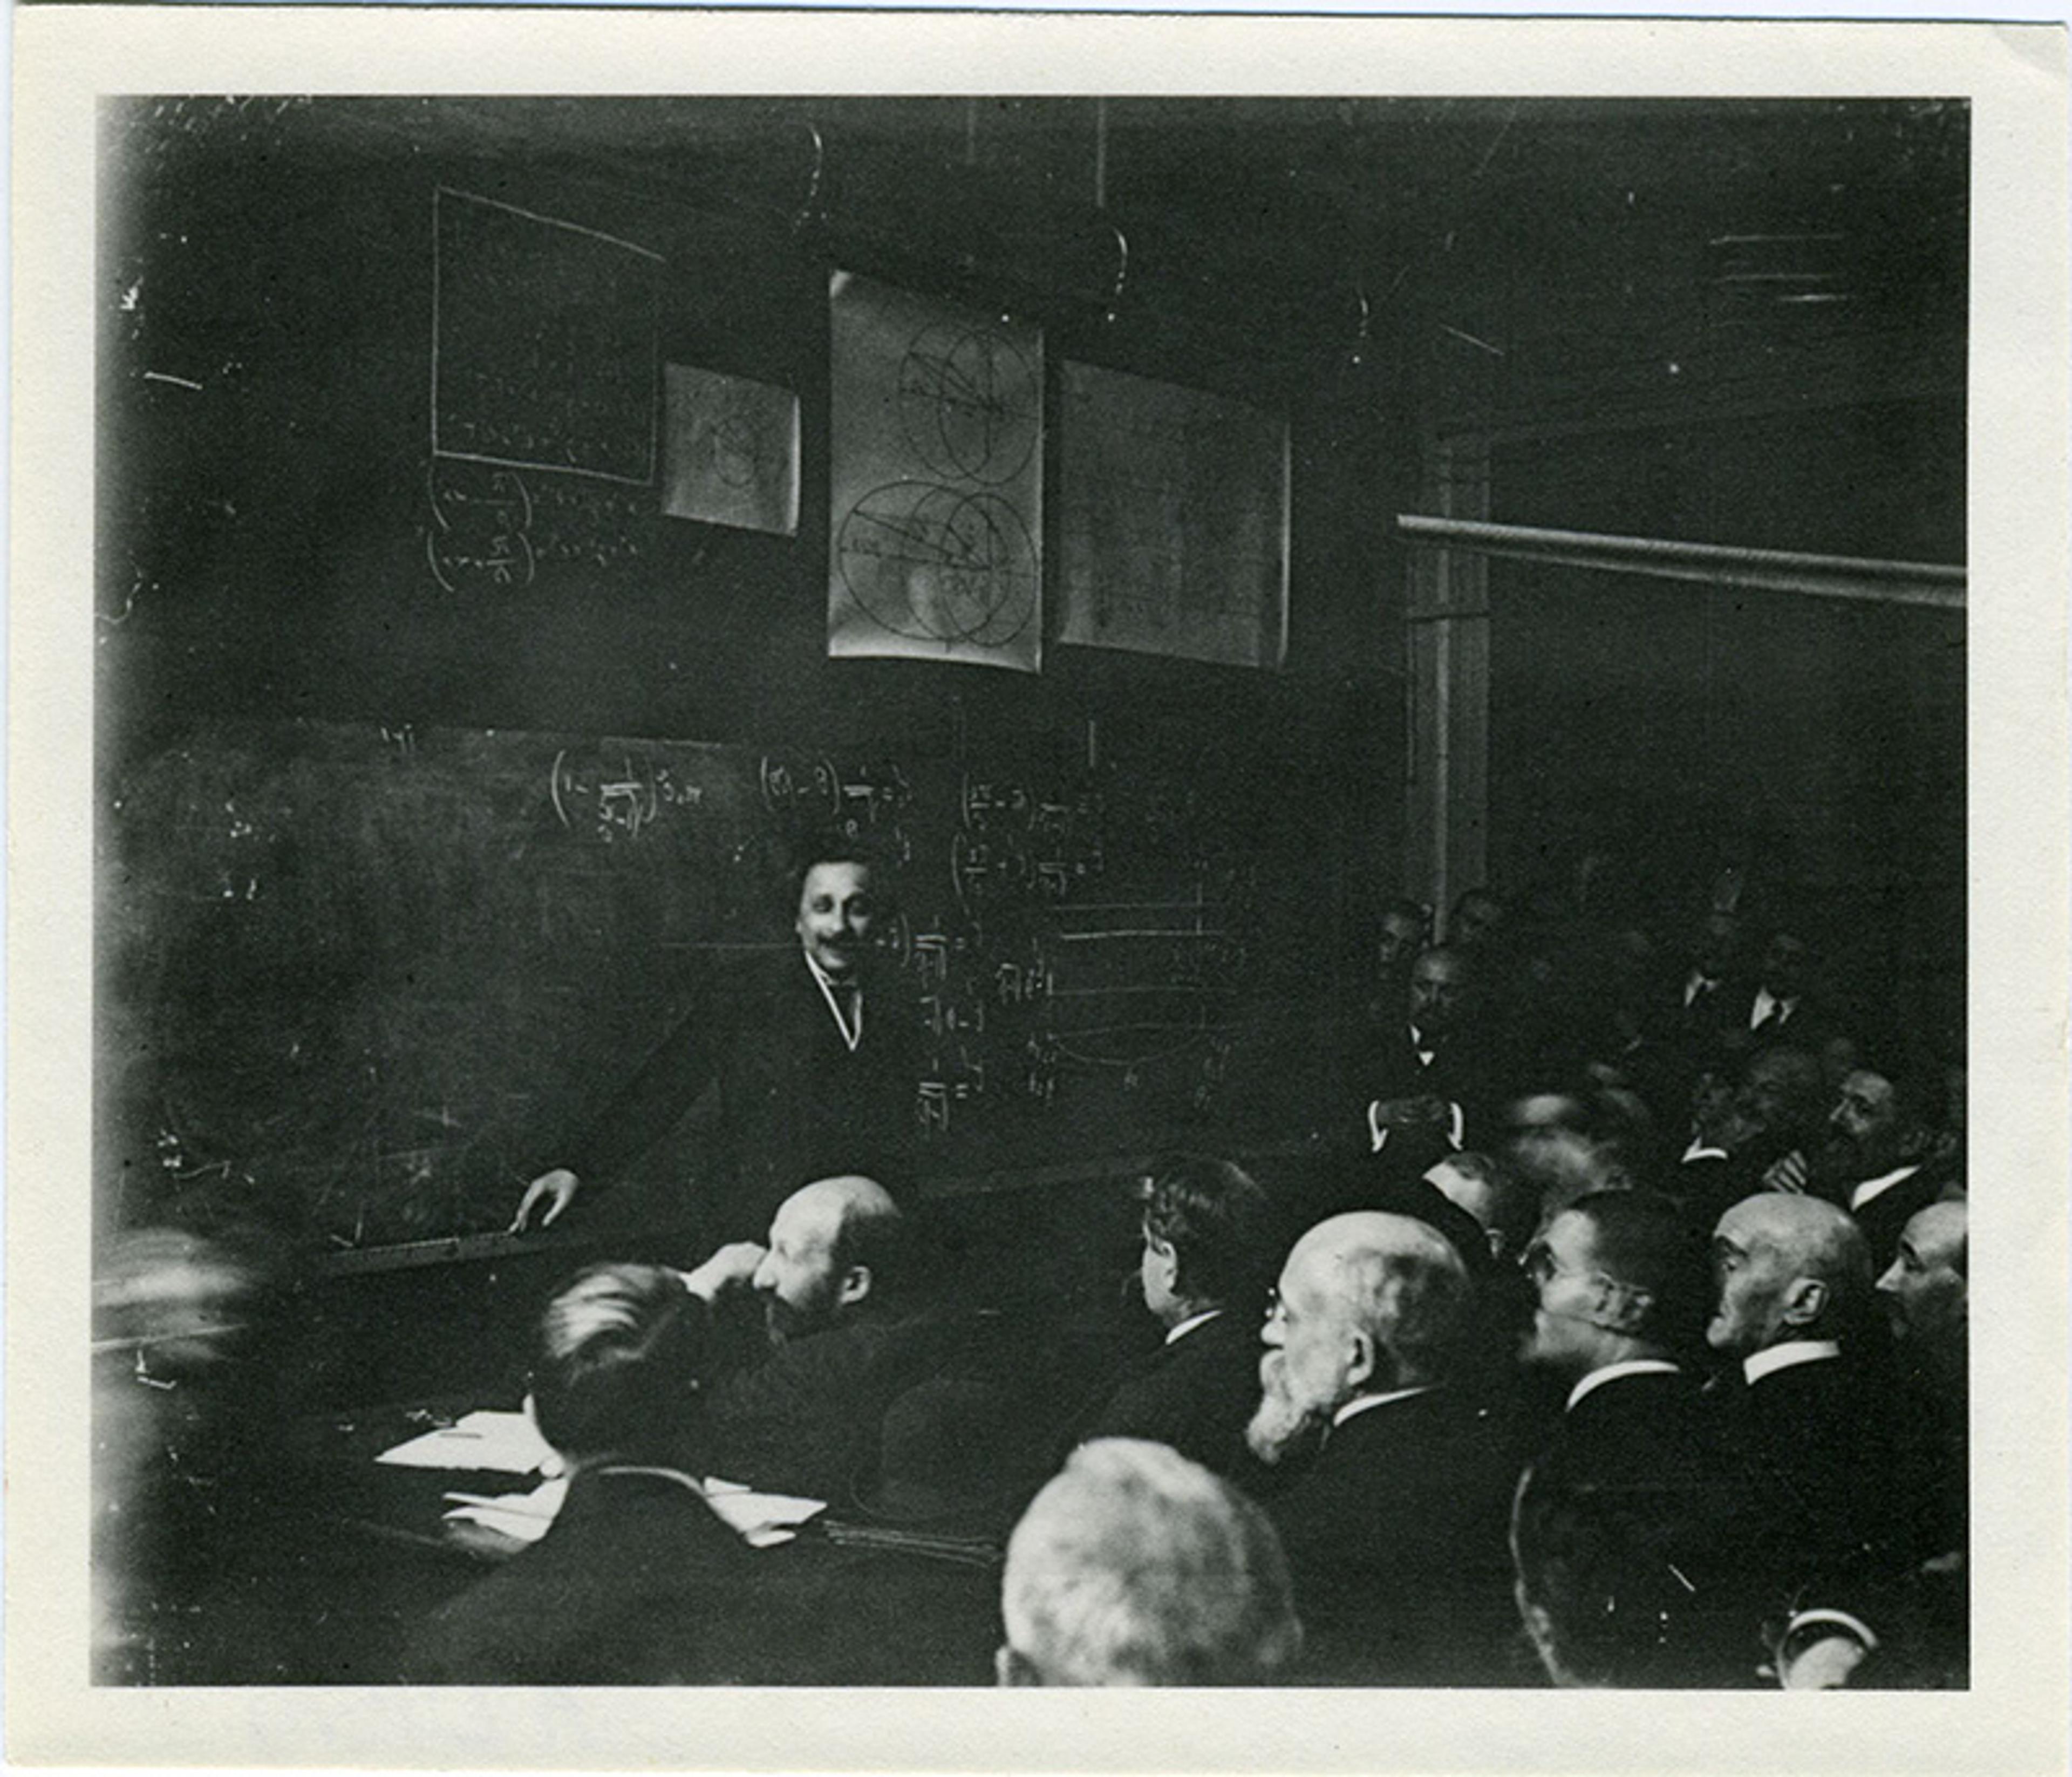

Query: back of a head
left=1570, top=1190, right=1713, bottom=1356
left=1140, top=1153, right=1278, bottom=1310
left=810, top=1174, right=911, bottom=1300
left=530, top=1263, right=709, bottom=1466
left=1316, top=1210, right=1473, bottom=1390
left=1000, top=1439, right=1302, bottom=1686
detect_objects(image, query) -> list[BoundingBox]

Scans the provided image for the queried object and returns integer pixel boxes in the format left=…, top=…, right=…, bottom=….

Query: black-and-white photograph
left=11, top=8, right=2068, bottom=1771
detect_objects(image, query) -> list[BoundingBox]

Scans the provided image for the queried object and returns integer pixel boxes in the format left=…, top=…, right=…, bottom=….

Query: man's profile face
left=752, top=1196, right=847, bottom=1343
left=1408, top=951, right=1469, bottom=1035
left=1519, top=1210, right=1609, bottom=1376
left=1829, top=1070, right=1918, bottom=1177
left=1246, top=1244, right=1356, bottom=1466
left=795, top=860, right=875, bottom=979
left=1706, top=1204, right=1796, bottom=1357
left=1139, top=1223, right=1183, bottom=1326
left=1876, top=1204, right=1966, bottom=1352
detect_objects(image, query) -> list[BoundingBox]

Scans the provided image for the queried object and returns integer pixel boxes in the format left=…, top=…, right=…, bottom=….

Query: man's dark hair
left=1865, top=1066, right=1946, bottom=1140
left=1139, top=1154, right=1278, bottom=1311
left=1569, top=1190, right=1714, bottom=1354
left=790, top=833, right=887, bottom=900
left=529, top=1263, right=710, bottom=1464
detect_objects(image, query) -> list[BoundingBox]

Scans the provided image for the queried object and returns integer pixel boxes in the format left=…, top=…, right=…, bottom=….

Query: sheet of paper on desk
left=442, top=1475, right=571, bottom=1544
left=702, top=1478, right=828, bottom=1548
left=377, top=1409, right=558, bottom=1474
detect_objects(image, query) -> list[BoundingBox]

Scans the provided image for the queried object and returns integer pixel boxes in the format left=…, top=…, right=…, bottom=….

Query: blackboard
left=101, top=719, right=1344, bottom=1250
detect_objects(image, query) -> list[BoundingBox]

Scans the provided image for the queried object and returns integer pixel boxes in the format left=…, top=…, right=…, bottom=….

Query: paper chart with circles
left=827, top=271, right=1042, bottom=672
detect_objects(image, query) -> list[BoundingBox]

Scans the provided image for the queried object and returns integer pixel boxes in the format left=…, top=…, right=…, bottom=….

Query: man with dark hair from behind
left=405, top=1263, right=790, bottom=1684
left=997, top=1439, right=1302, bottom=1686
left=1512, top=1192, right=1764, bottom=1685
left=1066, top=1155, right=1281, bottom=1485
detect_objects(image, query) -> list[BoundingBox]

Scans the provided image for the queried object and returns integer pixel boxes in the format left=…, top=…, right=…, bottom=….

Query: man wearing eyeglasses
left=1511, top=1192, right=1763, bottom=1686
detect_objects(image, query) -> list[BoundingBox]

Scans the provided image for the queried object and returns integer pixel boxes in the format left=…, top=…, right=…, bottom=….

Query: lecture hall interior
left=91, top=91, right=1972, bottom=1691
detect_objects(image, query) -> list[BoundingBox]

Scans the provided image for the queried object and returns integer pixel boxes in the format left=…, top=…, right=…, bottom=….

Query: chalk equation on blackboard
left=431, top=187, right=662, bottom=487
left=424, top=458, right=537, bottom=594
left=548, top=748, right=706, bottom=843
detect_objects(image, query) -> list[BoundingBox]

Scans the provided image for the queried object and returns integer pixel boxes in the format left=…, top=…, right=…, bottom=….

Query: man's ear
left=1344, top=1326, right=1379, bottom=1392
left=1591, top=1278, right=1655, bottom=1338
left=996, top=1644, right=1042, bottom=1687
left=837, top=1263, right=873, bottom=1306
left=1780, top=1276, right=1829, bottom=1328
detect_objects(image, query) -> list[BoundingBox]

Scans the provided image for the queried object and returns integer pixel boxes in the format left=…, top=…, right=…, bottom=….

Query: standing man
left=1361, top=945, right=1496, bottom=1183
left=510, top=842, right=917, bottom=1244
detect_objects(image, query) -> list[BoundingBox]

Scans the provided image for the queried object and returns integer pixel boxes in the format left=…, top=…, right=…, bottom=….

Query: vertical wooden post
left=1406, top=437, right=1491, bottom=924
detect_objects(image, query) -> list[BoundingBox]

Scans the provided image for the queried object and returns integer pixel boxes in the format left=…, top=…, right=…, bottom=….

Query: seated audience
left=997, top=1438, right=1302, bottom=1686
left=1514, top=1192, right=1764, bottom=1684
left=1246, top=1211, right=1522, bottom=1683
left=681, top=1173, right=951, bottom=1499
left=1066, top=1155, right=1280, bottom=1486
left=405, top=1263, right=788, bottom=1684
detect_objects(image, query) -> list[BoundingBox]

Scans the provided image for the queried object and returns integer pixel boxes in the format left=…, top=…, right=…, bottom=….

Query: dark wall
left=96, top=97, right=1415, bottom=1251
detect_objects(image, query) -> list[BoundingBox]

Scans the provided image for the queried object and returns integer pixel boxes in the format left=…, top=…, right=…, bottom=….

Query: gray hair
left=1000, top=1439, right=1302, bottom=1686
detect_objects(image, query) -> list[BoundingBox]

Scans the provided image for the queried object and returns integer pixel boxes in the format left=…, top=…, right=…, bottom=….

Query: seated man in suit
left=1877, top=1197, right=1969, bottom=1578
left=1514, top=1191, right=1764, bottom=1685
left=1245, top=1211, right=1522, bottom=1683
left=510, top=840, right=918, bottom=1245
left=679, top=1174, right=950, bottom=1500
left=1361, top=946, right=1499, bottom=1183
left=1820, top=1067, right=1952, bottom=1270
left=405, top=1263, right=793, bottom=1684
left=997, top=1438, right=1302, bottom=1686
left=1706, top=1193, right=1925, bottom=1685
left=1067, top=1154, right=1280, bottom=1486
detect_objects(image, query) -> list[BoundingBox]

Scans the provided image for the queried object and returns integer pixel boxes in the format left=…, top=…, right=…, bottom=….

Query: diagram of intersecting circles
left=896, top=325, right=1039, bottom=485
left=839, top=482, right=1039, bottom=647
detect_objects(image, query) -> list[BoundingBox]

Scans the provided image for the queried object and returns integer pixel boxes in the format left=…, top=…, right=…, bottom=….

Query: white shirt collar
left=1743, top=1339, right=1842, bottom=1386
left=1681, top=1136, right=1728, bottom=1163
left=801, top=947, right=863, bottom=1051
left=1566, top=1358, right=1682, bottom=1413
left=1750, top=986, right=1798, bottom=1029
left=1332, top=1384, right=1434, bottom=1428
left=1848, top=1165, right=1921, bottom=1213
left=1165, top=1308, right=1223, bottom=1346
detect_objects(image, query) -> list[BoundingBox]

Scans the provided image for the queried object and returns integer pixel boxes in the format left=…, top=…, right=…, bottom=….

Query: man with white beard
left=1246, top=1211, right=1524, bottom=1684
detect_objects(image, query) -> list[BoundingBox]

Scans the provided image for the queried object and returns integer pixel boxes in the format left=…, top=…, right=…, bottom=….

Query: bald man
left=1246, top=1211, right=1522, bottom=1683
left=679, top=1174, right=951, bottom=1499
left=1707, top=1194, right=1923, bottom=1681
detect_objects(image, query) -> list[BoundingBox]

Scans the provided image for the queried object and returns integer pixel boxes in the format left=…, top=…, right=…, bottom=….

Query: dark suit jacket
left=1356, top=1023, right=1500, bottom=1185
left=1068, top=1308, right=1271, bottom=1489
left=703, top=1302, right=955, bottom=1501
left=1845, top=1166, right=1949, bottom=1273
left=1265, top=1385, right=1525, bottom=1684
left=1713, top=1350, right=1924, bottom=1631
left=569, top=947, right=919, bottom=1240
left=402, top=1468, right=795, bottom=1684
left=1516, top=1367, right=1769, bottom=1684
